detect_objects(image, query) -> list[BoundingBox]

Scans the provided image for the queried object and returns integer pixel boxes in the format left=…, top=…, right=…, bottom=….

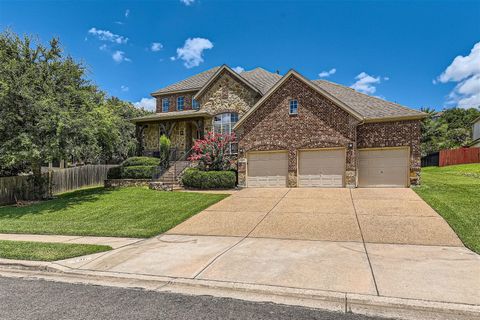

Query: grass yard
left=0, top=240, right=111, bottom=261
left=414, top=164, right=480, bottom=254
left=0, top=187, right=229, bottom=238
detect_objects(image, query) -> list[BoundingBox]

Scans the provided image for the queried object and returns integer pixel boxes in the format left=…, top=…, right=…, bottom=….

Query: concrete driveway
left=60, top=188, right=480, bottom=306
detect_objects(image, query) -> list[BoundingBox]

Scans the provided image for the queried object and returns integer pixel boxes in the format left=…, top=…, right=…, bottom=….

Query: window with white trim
left=162, top=98, right=169, bottom=112
left=177, top=96, right=184, bottom=111
left=289, top=99, right=298, bottom=115
left=192, top=99, right=200, bottom=110
left=213, top=112, right=238, bottom=154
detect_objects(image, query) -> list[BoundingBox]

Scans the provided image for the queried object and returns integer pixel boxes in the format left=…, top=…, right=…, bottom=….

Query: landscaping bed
left=0, top=187, right=229, bottom=238
left=0, top=240, right=111, bottom=261
left=414, top=164, right=480, bottom=253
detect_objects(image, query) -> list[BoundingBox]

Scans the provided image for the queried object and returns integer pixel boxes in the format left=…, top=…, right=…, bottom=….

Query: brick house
left=132, top=65, right=426, bottom=188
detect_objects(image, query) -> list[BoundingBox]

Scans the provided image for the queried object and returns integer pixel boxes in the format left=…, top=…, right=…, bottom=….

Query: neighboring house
left=471, top=116, right=480, bottom=147
left=132, top=65, right=426, bottom=188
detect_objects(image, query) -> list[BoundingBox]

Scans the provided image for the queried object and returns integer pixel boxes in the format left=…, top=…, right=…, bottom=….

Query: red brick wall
left=155, top=92, right=196, bottom=113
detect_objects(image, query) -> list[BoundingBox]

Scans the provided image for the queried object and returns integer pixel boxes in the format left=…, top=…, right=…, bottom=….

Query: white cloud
left=134, top=98, right=156, bottom=111
left=121, top=85, right=129, bottom=92
left=112, top=50, right=131, bottom=63
left=125, top=9, right=130, bottom=17
left=151, top=42, right=163, bottom=52
left=99, top=44, right=108, bottom=51
left=180, top=0, right=195, bottom=5
left=232, top=66, right=244, bottom=73
left=175, top=37, right=213, bottom=68
left=318, top=68, right=336, bottom=78
left=88, top=27, right=128, bottom=44
left=350, top=72, right=386, bottom=95
left=437, top=42, right=480, bottom=108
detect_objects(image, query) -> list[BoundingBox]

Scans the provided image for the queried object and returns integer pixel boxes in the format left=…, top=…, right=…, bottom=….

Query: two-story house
left=132, top=65, right=426, bottom=188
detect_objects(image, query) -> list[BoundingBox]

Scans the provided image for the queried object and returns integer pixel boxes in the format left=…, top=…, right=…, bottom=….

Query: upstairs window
left=177, top=96, right=184, bottom=111
left=192, top=99, right=200, bottom=110
left=289, top=99, right=298, bottom=115
left=162, top=98, right=169, bottom=112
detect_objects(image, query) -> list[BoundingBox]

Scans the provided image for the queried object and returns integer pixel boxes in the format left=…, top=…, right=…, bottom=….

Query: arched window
left=213, top=112, right=238, bottom=134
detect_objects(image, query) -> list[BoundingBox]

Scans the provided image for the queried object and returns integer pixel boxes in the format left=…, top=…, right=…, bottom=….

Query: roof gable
left=234, top=70, right=364, bottom=129
left=193, top=65, right=262, bottom=100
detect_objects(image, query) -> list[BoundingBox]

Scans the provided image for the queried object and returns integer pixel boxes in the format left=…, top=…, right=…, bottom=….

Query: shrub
left=181, top=168, right=236, bottom=189
left=159, top=135, right=171, bottom=169
left=188, top=132, right=236, bottom=171
left=122, top=157, right=159, bottom=167
left=121, top=166, right=156, bottom=179
left=107, top=166, right=122, bottom=179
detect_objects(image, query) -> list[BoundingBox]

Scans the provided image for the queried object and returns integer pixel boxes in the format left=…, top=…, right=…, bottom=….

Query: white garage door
left=358, top=148, right=409, bottom=187
left=247, top=151, right=288, bottom=187
left=298, top=149, right=345, bottom=187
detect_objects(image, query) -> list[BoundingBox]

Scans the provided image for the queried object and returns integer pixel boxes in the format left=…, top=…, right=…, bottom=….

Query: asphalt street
left=0, top=276, right=391, bottom=320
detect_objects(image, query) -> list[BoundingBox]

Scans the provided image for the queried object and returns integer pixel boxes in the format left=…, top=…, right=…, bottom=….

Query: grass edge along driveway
left=0, top=240, right=112, bottom=261
left=0, top=187, right=229, bottom=238
left=414, top=164, right=480, bottom=254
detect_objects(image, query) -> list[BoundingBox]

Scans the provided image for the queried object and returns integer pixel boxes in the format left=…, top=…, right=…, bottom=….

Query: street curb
left=0, top=260, right=478, bottom=320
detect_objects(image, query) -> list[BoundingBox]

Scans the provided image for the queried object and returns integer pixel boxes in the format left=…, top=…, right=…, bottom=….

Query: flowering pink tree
left=188, top=132, right=236, bottom=171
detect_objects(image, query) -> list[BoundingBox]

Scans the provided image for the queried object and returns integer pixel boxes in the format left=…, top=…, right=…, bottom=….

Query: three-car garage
left=245, top=147, right=410, bottom=188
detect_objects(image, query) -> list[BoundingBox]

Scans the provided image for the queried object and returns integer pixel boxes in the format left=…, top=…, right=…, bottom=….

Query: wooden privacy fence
left=48, top=165, right=117, bottom=194
left=0, top=165, right=117, bottom=205
left=439, top=147, right=480, bottom=167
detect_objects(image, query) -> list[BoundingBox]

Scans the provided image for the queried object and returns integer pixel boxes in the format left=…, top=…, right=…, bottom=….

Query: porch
left=133, top=111, right=213, bottom=160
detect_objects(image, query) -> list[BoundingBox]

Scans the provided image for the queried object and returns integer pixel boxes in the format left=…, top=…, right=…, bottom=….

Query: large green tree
left=421, top=107, right=480, bottom=156
left=0, top=31, right=148, bottom=195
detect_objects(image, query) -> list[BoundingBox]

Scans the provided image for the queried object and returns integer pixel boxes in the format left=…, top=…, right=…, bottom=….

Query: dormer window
left=162, top=98, right=169, bottom=112
left=192, top=99, right=200, bottom=110
left=289, top=99, right=298, bottom=115
left=177, top=96, right=184, bottom=111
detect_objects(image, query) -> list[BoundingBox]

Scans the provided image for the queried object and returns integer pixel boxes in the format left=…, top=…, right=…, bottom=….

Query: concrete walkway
left=0, top=233, right=143, bottom=249
left=51, top=188, right=480, bottom=308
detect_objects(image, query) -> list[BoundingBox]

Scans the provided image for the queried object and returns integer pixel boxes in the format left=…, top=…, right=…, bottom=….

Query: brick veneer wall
left=155, top=92, right=196, bottom=113
left=236, top=75, right=360, bottom=187
left=356, top=120, right=422, bottom=185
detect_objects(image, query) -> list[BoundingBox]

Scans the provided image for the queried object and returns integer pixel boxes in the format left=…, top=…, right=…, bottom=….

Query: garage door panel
left=247, top=151, right=288, bottom=188
left=298, top=149, right=345, bottom=188
left=358, top=148, right=409, bottom=187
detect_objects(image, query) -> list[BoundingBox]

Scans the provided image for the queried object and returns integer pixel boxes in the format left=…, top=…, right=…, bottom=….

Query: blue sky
left=1, top=0, right=479, bottom=111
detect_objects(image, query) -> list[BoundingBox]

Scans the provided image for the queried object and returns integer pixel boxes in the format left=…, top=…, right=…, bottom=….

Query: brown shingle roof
left=311, top=79, right=425, bottom=120
left=152, top=66, right=221, bottom=95
left=240, top=67, right=282, bottom=94
left=151, top=65, right=425, bottom=121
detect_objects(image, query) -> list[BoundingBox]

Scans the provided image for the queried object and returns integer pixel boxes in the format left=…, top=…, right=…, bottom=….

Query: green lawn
left=414, top=164, right=480, bottom=253
left=0, top=187, right=228, bottom=238
left=0, top=240, right=111, bottom=261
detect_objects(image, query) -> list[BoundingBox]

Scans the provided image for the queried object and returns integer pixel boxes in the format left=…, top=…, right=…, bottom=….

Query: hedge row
left=107, top=165, right=156, bottom=179
left=121, top=157, right=160, bottom=167
left=181, top=168, right=236, bottom=189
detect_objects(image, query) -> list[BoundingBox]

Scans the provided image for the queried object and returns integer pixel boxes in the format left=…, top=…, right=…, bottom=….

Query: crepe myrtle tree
left=188, top=132, right=236, bottom=171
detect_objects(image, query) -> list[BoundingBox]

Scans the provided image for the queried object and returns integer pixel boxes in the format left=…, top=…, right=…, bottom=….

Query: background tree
left=421, top=107, right=480, bottom=156
left=0, top=30, right=149, bottom=197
